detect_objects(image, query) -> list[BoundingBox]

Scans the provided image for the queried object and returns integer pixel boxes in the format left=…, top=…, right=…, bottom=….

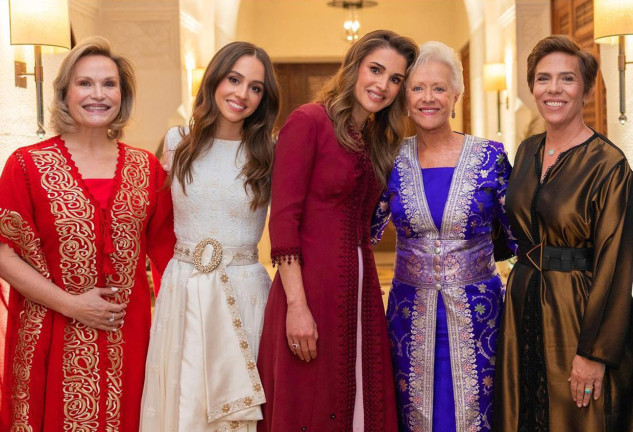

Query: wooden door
left=461, top=42, right=471, bottom=135
left=551, top=0, right=608, bottom=134
left=273, top=63, right=341, bottom=130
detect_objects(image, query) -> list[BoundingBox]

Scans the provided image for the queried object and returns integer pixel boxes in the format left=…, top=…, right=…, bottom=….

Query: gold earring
left=451, top=111, right=456, bottom=119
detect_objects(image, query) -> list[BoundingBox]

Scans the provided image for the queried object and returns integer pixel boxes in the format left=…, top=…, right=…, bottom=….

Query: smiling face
left=532, top=52, right=588, bottom=129
left=66, top=55, right=122, bottom=132
left=406, top=61, right=459, bottom=133
left=351, top=47, right=407, bottom=127
left=214, top=54, right=265, bottom=135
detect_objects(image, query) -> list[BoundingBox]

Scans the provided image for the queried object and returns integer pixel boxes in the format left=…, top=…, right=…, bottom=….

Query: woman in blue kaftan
left=371, top=42, right=516, bottom=432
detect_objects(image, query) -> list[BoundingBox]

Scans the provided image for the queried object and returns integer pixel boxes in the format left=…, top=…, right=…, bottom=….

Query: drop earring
left=451, top=110, right=456, bottom=119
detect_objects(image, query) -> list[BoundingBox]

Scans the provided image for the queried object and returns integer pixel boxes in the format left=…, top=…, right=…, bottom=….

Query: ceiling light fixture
left=327, top=1, right=377, bottom=43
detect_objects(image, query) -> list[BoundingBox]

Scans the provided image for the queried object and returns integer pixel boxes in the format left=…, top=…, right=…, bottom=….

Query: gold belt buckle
left=526, top=242, right=543, bottom=272
left=193, top=238, right=223, bottom=273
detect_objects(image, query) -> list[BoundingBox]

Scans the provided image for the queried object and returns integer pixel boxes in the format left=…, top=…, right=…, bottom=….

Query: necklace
left=546, top=131, right=583, bottom=156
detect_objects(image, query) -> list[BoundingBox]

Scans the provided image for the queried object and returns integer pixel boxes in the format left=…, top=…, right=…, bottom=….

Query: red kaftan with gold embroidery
left=0, top=136, right=175, bottom=432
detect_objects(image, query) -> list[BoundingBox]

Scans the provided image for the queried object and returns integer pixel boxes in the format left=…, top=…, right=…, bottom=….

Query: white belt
left=173, top=239, right=258, bottom=272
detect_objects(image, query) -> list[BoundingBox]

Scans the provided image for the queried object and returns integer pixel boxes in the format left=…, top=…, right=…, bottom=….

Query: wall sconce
left=191, top=68, right=206, bottom=97
left=9, top=0, right=71, bottom=138
left=594, top=0, right=633, bottom=125
left=327, top=1, right=377, bottom=43
left=483, top=62, right=507, bottom=136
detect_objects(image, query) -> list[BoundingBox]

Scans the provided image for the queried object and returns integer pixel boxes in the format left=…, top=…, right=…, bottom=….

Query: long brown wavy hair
left=315, top=30, right=418, bottom=186
left=171, top=42, right=280, bottom=210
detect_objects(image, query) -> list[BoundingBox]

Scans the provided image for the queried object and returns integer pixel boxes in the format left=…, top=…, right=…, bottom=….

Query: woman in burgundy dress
left=257, top=30, right=417, bottom=432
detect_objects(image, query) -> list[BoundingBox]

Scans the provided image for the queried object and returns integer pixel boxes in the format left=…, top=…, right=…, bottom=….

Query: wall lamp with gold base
left=483, top=62, right=507, bottom=136
left=594, top=0, right=633, bottom=125
left=9, top=0, right=71, bottom=137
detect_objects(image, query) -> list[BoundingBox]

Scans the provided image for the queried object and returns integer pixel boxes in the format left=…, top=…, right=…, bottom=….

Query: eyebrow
left=74, top=75, right=118, bottom=80
left=368, top=61, right=405, bottom=78
left=536, top=71, right=577, bottom=75
left=229, top=70, right=265, bottom=86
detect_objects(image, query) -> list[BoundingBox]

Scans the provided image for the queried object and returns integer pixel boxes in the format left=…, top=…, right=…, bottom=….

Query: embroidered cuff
left=271, top=247, right=303, bottom=267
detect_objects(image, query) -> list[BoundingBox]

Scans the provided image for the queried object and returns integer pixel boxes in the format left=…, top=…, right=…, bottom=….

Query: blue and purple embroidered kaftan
left=371, top=134, right=515, bottom=432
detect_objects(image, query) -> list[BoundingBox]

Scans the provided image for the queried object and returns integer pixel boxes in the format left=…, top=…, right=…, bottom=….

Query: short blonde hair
left=50, top=36, right=136, bottom=139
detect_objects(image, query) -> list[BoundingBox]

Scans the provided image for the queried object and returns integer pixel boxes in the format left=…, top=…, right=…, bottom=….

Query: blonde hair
left=50, top=36, right=136, bottom=139
left=315, top=30, right=418, bottom=187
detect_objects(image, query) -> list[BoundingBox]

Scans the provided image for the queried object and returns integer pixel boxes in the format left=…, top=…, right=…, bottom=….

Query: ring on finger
left=584, top=387, right=593, bottom=394
left=291, top=343, right=299, bottom=350
left=108, top=313, right=115, bottom=323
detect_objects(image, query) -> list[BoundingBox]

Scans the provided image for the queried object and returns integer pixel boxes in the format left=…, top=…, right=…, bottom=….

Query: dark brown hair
left=315, top=30, right=418, bottom=187
left=51, top=36, right=135, bottom=139
left=527, top=34, right=599, bottom=95
left=171, top=41, right=280, bottom=210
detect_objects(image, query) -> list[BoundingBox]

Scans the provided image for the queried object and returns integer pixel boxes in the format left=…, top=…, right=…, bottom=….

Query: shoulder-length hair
left=50, top=36, right=136, bottom=139
left=171, top=41, right=280, bottom=210
left=315, top=29, right=418, bottom=187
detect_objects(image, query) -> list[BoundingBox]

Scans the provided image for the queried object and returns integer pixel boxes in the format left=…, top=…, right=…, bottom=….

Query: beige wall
left=235, top=0, right=469, bottom=61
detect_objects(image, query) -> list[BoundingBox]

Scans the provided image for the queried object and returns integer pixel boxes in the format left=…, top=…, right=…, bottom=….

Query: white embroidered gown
left=140, top=127, right=271, bottom=432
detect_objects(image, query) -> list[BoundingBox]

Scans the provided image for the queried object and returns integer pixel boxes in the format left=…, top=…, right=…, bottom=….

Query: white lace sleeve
left=161, top=126, right=186, bottom=172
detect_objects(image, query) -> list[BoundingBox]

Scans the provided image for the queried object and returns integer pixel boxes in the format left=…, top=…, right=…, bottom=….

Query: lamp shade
left=483, top=63, right=507, bottom=91
left=9, top=0, right=71, bottom=49
left=594, top=0, right=633, bottom=43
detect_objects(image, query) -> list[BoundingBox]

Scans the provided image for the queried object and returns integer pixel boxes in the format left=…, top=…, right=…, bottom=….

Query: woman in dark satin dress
left=493, top=35, right=633, bottom=432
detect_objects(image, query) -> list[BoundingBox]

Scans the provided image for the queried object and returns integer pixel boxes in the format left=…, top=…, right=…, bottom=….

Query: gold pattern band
left=31, top=146, right=100, bottom=432
left=105, top=147, right=150, bottom=431
left=206, top=258, right=266, bottom=422
left=0, top=208, right=50, bottom=432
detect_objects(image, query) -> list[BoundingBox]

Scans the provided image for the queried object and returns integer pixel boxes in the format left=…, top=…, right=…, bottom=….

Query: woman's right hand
left=64, top=287, right=127, bottom=331
left=286, top=302, right=318, bottom=362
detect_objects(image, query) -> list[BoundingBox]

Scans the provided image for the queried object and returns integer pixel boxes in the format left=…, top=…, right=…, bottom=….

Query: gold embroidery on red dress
left=105, top=147, right=150, bottom=430
left=0, top=208, right=50, bottom=432
left=30, top=146, right=101, bottom=432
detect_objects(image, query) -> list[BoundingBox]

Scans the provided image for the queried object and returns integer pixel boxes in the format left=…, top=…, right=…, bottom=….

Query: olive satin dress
left=493, top=132, right=633, bottom=432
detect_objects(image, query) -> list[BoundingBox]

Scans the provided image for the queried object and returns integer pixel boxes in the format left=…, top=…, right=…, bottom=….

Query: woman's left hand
left=568, top=355, right=605, bottom=407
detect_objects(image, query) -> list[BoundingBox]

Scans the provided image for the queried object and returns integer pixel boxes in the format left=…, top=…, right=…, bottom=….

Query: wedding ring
left=291, top=343, right=300, bottom=350
left=108, top=314, right=115, bottom=323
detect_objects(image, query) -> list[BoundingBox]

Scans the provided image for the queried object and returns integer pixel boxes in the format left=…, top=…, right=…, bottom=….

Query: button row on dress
left=434, top=240, right=442, bottom=291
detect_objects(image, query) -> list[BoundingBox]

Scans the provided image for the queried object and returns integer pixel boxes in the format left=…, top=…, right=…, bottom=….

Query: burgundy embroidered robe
left=257, top=103, right=398, bottom=432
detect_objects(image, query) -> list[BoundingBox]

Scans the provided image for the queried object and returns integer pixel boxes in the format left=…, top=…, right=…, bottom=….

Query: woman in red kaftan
left=0, top=37, right=175, bottom=432
left=257, top=30, right=418, bottom=432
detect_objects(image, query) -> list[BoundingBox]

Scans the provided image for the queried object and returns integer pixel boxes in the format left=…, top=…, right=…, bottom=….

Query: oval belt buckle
left=192, top=238, right=223, bottom=273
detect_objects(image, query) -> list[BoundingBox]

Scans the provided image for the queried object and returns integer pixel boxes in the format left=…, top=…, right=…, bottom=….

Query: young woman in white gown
left=140, top=41, right=280, bottom=432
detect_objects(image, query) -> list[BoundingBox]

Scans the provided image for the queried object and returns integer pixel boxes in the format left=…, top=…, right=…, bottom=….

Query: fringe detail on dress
left=270, top=247, right=303, bottom=267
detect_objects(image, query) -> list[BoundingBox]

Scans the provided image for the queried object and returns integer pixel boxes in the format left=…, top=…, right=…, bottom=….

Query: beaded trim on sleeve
left=270, top=247, right=303, bottom=267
